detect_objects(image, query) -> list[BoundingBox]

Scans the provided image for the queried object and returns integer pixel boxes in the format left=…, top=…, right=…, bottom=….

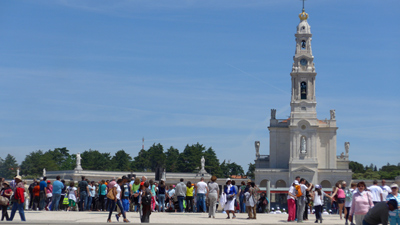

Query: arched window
left=300, top=136, right=307, bottom=154
left=301, top=40, right=306, bottom=49
left=301, top=82, right=307, bottom=99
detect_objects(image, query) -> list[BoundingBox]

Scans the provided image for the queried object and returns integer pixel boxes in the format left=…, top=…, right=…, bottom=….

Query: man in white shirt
left=368, top=180, right=383, bottom=204
left=380, top=179, right=391, bottom=201
left=196, top=177, right=209, bottom=213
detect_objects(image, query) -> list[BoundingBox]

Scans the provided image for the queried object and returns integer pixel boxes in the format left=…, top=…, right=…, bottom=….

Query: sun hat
left=15, top=176, right=22, bottom=181
left=2, top=181, right=9, bottom=186
left=390, top=183, right=398, bottom=188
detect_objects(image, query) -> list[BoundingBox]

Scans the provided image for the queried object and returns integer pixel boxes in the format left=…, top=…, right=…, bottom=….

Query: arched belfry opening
left=301, top=81, right=307, bottom=99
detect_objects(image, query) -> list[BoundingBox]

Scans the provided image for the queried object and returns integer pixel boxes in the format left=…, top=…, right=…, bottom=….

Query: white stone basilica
left=255, top=8, right=352, bottom=188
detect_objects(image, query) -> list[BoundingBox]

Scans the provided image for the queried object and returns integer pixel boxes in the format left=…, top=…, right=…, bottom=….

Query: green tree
left=165, top=147, right=179, bottom=172
left=0, top=154, right=19, bottom=179
left=147, top=143, right=166, bottom=171
left=203, top=147, right=222, bottom=177
left=134, top=149, right=151, bottom=172
left=349, top=161, right=365, bottom=173
left=20, top=150, right=57, bottom=177
left=246, top=163, right=255, bottom=179
left=220, top=160, right=245, bottom=177
left=177, top=143, right=204, bottom=173
left=111, top=150, right=132, bottom=171
left=81, top=150, right=112, bottom=171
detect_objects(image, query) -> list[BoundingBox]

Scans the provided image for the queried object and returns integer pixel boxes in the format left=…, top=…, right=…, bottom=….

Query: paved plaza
left=2, top=211, right=346, bottom=225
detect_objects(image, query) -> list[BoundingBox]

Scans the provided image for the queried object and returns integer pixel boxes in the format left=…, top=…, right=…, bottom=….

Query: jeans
left=296, top=197, right=305, bottom=222
left=86, top=196, right=92, bottom=210
left=389, top=215, right=400, bottom=225
left=197, top=194, right=206, bottom=212
left=239, top=195, right=246, bottom=213
left=177, top=196, right=185, bottom=212
left=51, top=193, right=61, bottom=211
left=158, top=194, right=165, bottom=212
left=186, top=196, right=194, bottom=212
left=79, top=191, right=88, bottom=211
left=8, top=202, right=26, bottom=221
left=314, top=205, right=322, bottom=221
left=39, top=190, right=46, bottom=210
left=108, top=200, right=126, bottom=220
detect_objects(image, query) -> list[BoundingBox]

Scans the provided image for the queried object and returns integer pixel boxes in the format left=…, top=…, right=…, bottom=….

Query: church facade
left=255, top=9, right=352, bottom=188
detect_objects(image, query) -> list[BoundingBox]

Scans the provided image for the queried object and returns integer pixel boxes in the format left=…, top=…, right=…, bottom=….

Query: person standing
left=51, top=176, right=64, bottom=211
left=45, top=180, right=53, bottom=210
left=1, top=181, right=12, bottom=221
left=224, top=178, right=237, bottom=219
left=28, top=179, right=36, bottom=210
left=87, top=181, right=95, bottom=211
left=184, top=181, right=193, bottom=212
left=39, top=177, right=47, bottom=210
left=158, top=180, right=166, bottom=212
left=196, top=177, right=208, bottom=213
left=166, top=185, right=175, bottom=211
left=287, top=181, right=297, bottom=221
left=386, top=183, right=400, bottom=225
left=77, top=176, right=89, bottom=211
left=141, top=181, right=152, bottom=223
left=149, top=180, right=157, bottom=212
left=330, top=182, right=345, bottom=220
left=297, top=178, right=312, bottom=223
left=23, top=181, right=30, bottom=211
left=311, top=185, right=330, bottom=223
left=345, top=183, right=357, bottom=225
left=7, top=176, right=26, bottom=222
left=32, top=182, right=40, bottom=211
left=67, top=181, right=77, bottom=211
left=208, top=176, right=219, bottom=218
left=175, top=178, right=186, bottom=213
left=245, top=181, right=256, bottom=219
left=368, top=180, right=383, bottom=205
left=238, top=181, right=246, bottom=213
left=349, top=181, right=374, bottom=225
left=98, top=180, right=107, bottom=211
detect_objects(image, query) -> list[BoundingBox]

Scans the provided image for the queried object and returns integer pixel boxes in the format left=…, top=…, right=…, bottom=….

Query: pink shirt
left=349, top=191, right=374, bottom=215
left=337, top=188, right=345, bottom=199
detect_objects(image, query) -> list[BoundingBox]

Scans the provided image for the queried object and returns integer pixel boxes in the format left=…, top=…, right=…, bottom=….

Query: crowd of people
left=0, top=175, right=269, bottom=223
left=287, top=177, right=400, bottom=225
left=1, top=175, right=398, bottom=225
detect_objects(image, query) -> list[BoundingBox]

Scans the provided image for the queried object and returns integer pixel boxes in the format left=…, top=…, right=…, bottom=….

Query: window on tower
left=301, top=40, right=306, bottom=49
left=301, top=82, right=307, bottom=99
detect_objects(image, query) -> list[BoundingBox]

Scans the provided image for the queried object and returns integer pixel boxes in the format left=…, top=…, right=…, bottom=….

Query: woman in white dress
left=224, top=178, right=237, bottom=219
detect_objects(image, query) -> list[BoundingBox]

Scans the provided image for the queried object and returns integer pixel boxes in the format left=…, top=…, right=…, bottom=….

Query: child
left=67, top=182, right=77, bottom=211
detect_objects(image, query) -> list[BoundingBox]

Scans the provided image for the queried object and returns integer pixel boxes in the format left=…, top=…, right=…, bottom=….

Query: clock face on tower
left=300, top=58, right=307, bottom=66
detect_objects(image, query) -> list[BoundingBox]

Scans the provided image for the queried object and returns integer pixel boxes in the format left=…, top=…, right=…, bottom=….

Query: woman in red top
left=1, top=181, right=13, bottom=221
left=8, top=176, right=26, bottom=221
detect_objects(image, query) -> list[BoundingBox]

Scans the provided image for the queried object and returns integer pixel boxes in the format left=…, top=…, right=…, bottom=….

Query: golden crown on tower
left=299, top=9, right=309, bottom=21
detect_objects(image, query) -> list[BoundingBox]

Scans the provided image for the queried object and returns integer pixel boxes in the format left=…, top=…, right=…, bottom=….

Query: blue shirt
left=387, top=193, right=400, bottom=216
left=52, top=180, right=64, bottom=194
left=40, top=181, right=47, bottom=191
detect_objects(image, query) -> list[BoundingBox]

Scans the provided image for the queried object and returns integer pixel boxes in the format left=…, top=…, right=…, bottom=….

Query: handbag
left=226, top=195, right=233, bottom=201
left=46, top=193, right=53, bottom=198
left=0, top=196, right=9, bottom=206
left=106, top=188, right=116, bottom=200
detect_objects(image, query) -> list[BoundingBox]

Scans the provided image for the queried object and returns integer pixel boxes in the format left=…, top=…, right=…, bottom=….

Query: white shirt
left=67, top=187, right=77, bottom=202
left=381, top=185, right=391, bottom=200
left=115, top=184, right=121, bottom=200
left=313, top=191, right=324, bottom=206
left=196, top=181, right=207, bottom=194
left=368, top=185, right=383, bottom=202
left=300, top=184, right=307, bottom=198
left=287, top=186, right=296, bottom=200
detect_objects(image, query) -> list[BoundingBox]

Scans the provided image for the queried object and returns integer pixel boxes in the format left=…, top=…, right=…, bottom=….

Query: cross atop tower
left=301, top=0, right=307, bottom=11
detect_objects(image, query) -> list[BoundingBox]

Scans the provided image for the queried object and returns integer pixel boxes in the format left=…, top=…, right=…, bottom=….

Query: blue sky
left=0, top=0, right=399, bottom=171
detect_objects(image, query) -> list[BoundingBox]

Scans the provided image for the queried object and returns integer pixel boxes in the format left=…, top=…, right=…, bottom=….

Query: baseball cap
left=390, top=183, right=398, bottom=188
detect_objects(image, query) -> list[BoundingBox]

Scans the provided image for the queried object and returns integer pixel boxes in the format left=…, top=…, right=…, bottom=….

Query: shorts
left=337, top=198, right=345, bottom=204
left=69, top=199, right=76, bottom=207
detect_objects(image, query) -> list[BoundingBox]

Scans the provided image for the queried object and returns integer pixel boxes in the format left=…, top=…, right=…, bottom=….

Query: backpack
left=295, top=185, right=302, bottom=198
left=142, top=191, right=151, bottom=205
left=345, top=189, right=353, bottom=202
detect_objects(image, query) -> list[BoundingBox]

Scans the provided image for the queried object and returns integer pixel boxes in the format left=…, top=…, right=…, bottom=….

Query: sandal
left=123, top=218, right=130, bottom=223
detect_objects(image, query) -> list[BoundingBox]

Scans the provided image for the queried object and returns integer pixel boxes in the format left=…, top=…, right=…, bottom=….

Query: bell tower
left=290, top=7, right=317, bottom=126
